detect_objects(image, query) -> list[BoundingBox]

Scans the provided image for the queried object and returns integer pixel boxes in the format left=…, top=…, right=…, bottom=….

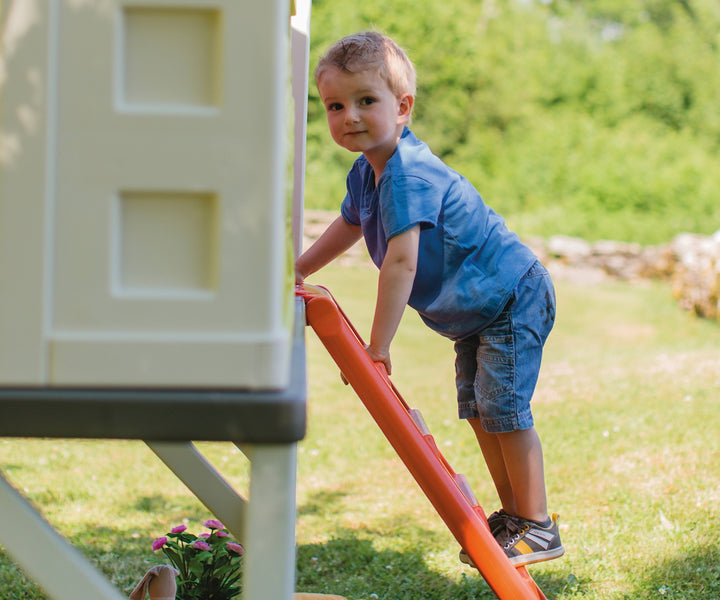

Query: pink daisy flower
left=152, top=537, right=168, bottom=551
left=204, top=519, right=224, bottom=530
left=226, top=542, right=244, bottom=556
left=192, top=541, right=212, bottom=552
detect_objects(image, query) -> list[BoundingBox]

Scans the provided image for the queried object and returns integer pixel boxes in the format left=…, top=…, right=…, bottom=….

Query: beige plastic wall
left=0, top=0, right=296, bottom=388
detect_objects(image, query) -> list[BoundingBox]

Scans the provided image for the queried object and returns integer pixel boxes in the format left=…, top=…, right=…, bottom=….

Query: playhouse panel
left=0, top=0, right=51, bottom=383
left=0, top=0, right=296, bottom=388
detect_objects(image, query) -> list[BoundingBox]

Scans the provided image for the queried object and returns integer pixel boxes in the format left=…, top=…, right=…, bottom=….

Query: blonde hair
left=315, top=31, right=416, bottom=99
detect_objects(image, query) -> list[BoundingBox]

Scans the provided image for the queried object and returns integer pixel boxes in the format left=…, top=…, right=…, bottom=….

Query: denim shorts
left=454, top=261, right=556, bottom=433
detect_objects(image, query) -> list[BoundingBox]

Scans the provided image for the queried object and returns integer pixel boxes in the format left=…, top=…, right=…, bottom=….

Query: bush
left=303, top=0, right=720, bottom=244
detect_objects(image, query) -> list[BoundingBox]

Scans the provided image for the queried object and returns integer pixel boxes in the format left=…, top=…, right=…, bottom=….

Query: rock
left=670, top=231, right=720, bottom=320
left=300, top=210, right=720, bottom=323
left=547, top=235, right=592, bottom=262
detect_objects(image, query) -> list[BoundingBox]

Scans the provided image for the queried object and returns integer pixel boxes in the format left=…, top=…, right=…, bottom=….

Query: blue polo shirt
left=341, top=128, right=537, bottom=340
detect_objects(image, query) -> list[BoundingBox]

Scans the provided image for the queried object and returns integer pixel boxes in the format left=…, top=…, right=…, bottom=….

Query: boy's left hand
left=365, top=344, right=392, bottom=376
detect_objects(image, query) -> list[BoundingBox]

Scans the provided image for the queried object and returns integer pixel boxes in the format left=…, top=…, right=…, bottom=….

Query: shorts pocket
left=474, top=309, right=514, bottom=401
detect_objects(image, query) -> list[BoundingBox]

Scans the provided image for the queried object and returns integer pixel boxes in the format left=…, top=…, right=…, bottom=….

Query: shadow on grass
left=298, top=489, right=351, bottom=518
left=0, top=498, right=214, bottom=600
left=0, top=532, right=152, bottom=600
left=2, top=521, right=582, bottom=600
left=297, top=531, right=574, bottom=600
left=627, top=544, right=720, bottom=599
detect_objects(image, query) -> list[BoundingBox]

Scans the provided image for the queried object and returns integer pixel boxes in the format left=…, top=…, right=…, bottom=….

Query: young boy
left=295, top=31, right=564, bottom=567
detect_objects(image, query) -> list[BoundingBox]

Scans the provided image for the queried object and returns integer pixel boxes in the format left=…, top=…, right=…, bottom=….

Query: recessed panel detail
left=116, top=191, right=218, bottom=294
left=121, top=7, right=221, bottom=108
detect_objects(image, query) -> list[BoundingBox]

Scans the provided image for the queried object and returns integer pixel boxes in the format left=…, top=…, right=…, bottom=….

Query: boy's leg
left=468, top=419, right=548, bottom=523
left=468, top=417, right=563, bottom=567
left=469, top=419, right=548, bottom=523
left=458, top=262, right=563, bottom=565
left=497, top=427, right=548, bottom=523
left=467, top=417, right=517, bottom=516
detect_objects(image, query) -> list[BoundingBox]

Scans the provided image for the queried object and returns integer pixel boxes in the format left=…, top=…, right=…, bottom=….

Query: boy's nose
left=344, top=107, right=361, bottom=124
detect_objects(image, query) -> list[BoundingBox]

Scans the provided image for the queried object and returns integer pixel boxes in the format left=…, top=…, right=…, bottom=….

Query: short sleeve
left=341, top=194, right=361, bottom=226
left=378, top=175, right=441, bottom=239
left=340, top=159, right=366, bottom=226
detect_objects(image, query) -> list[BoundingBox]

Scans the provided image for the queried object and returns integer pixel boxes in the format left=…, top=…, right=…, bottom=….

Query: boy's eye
left=326, top=102, right=343, bottom=112
left=360, top=96, right=376, bottom=106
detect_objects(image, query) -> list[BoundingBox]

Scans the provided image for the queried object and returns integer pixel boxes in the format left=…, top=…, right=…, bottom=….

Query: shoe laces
left=502, top=516, right=530, bottom=549
left=487, top=509, right=510, bottom=535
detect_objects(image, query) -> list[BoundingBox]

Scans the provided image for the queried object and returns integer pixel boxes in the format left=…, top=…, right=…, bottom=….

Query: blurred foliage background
left=302, top=0, right=720, bottom=244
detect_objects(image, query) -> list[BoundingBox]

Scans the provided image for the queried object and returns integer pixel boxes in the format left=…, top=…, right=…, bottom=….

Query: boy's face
left=317, top=66, right=413, bottom=169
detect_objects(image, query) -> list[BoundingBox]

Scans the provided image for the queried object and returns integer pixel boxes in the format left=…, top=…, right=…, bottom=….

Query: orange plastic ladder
left=299, top=284, right=546, bottom=600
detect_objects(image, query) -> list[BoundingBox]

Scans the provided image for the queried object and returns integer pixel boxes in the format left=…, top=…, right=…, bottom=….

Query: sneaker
left=459, top=509, right=511, bottom=567
left=487, top=509, right=511, bottom=537
left=501, top=513, right=565, bottom=566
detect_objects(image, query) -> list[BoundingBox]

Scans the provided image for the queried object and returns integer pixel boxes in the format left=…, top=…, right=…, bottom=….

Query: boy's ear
left=398, top=93, right=414, bottom=122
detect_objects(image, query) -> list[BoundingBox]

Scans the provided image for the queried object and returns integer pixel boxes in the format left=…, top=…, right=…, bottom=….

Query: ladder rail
left=299, top=285, right=545, bottom=600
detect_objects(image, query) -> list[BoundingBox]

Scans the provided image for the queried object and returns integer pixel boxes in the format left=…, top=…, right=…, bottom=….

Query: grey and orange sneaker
left=487, top=509, right=512, bottom=536
left=459, top=509, right=511, bottom=567
left=501, top=513, right=565, bottom=566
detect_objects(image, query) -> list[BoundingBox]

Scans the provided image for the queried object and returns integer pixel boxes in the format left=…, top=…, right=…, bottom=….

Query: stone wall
left=302, top=210, right=720, bottom=323
left=533, top=231, right=720, bottom=322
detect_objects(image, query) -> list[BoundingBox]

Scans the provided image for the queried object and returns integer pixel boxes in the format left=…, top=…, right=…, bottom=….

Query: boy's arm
left=367, top=225, right=420, bottom=375
left=295, top=215, right=363, bottom=282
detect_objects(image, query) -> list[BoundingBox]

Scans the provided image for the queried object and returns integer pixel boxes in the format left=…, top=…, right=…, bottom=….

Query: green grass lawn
left=1, top=263, right=718, bottom=599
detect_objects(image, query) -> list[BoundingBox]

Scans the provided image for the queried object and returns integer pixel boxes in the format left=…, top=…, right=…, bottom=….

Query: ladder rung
left=455, top=473, right=479, bottom=507
left=409, top=408, right=430, bottom=434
